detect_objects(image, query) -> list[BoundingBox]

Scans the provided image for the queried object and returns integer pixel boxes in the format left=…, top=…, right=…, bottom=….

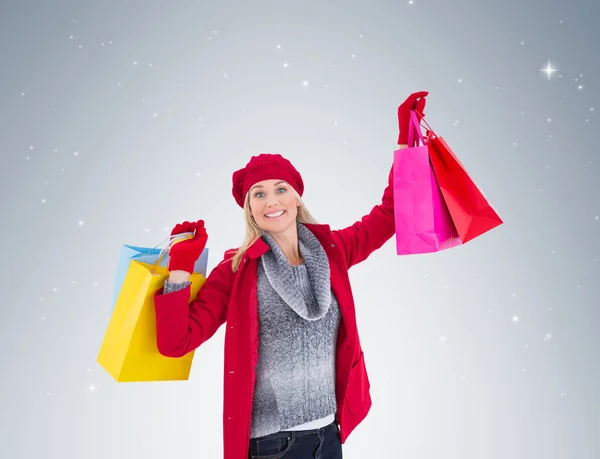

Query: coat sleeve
left=153, top=250, right=235, bottom=357
left=332, top=164, right=395, bottom=269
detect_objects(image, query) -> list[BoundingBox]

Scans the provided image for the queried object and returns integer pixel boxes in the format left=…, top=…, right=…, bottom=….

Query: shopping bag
left=422, top=117, right=504, bottom=243
left=111, top=243, right=208, bottom=314
left=98, top=252, right=207, bottom=382
left=393, top=111, right=461, bottom=254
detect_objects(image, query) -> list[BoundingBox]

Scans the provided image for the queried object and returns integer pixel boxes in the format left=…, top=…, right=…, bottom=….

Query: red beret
left=232, top=153, right=304, bottom=208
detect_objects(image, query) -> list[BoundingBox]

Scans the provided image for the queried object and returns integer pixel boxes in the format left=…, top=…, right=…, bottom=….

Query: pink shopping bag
left=393, top=111, right=461, bottom=254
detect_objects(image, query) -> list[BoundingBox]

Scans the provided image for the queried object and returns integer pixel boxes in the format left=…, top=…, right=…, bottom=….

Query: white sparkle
left=53, top=287, right=58, bottom=292
left=73, top=151, right=79, bottom=156
left=224, top=72, right=228, bottom=77
left=541, top=61, right=558, bottom=79
left=520, top=41, right=525, bottom=45
left=544, top=333, right=552, bottom=341
left=41, top=198, right=46, bottom=203
left=351, top=53, right=356, bottom=58
left=283, top=62, right=289, bottom=68
left=439, top=336, right=446, bottom=343
left=302, top=80, right=309, bottom=87
left=578, top=85, right=583, bottom=90
left=93, top=282, right=99, bottom=287
left=458, top=78, right=463, bottom=83
left=276, top=44, right=281, bottom=49
left=78, top=220, right=84, bottom=226
left=512, top=316, right=519, bottom=322
left=88, top=385, right=97, bottom=393
left=547, top=118, right=552, bottom=122
left=333, top=121, right=338, bottom=126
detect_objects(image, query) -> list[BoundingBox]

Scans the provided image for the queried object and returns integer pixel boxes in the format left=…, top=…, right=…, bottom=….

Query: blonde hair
left=229, top=188, right=319, bottom=272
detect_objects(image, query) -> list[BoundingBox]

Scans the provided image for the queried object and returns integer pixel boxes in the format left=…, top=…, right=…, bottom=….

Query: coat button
left=229, top=370, right=235, bottom=374
left=331, top=243, right=335, bottom=247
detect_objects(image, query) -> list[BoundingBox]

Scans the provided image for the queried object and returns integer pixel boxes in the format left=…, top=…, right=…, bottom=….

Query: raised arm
left=332, top=163, right=396, bottom=269
left=153, top=251, right=234, bottom=357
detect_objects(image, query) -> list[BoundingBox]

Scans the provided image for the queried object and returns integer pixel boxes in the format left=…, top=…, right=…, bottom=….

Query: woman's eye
left=255, top=187, right=285, bottom=198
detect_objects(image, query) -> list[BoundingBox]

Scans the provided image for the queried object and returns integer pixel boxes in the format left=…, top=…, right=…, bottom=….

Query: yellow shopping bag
left=98, top=238, right=206, bottom=382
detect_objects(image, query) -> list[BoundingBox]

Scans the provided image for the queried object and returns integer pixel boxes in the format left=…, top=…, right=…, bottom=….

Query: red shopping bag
left=421, top=116, right=503, bottom=243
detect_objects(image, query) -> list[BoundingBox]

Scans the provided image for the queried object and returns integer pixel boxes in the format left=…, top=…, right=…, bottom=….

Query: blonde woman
left=154, top=91, right=428, bottom=459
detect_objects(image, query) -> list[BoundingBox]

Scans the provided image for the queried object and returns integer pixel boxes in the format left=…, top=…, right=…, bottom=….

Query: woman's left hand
left=397, top=91, right=429, bottom=146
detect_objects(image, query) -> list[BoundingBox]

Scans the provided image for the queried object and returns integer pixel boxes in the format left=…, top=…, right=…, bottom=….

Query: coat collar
left=244, top=222, right=332, bottom=259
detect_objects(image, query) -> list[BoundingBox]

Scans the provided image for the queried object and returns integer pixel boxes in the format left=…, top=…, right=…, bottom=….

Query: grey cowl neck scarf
left=259, top=222, right=332, bottom=321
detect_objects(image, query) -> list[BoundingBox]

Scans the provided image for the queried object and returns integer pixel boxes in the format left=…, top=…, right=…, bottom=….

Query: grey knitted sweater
left=162, top=223, right=341, bottom=438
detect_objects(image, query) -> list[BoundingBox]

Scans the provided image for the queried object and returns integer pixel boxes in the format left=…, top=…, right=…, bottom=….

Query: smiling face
left=248, top=179, right=300, bottom=234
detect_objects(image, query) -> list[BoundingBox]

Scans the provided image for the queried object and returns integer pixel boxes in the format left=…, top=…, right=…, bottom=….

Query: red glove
left=168, top=220, right=208, bottom=273
left=397, top=91, right=429, bottom=145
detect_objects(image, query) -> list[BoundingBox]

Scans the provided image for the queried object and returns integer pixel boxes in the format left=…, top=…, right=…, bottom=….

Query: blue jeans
left=248, top=420, right=343, bottom=459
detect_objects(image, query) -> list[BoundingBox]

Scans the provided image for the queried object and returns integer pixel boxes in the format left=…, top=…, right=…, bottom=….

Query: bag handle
left=407, top=110, right=426, bottom=147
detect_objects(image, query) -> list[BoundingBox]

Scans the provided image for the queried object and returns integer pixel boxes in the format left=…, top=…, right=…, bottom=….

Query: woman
left=153, top=91, right=428, bottom=459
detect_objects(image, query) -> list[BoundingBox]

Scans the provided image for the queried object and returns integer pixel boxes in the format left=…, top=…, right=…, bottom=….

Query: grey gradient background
left=1, top=0, right=599, bottom=458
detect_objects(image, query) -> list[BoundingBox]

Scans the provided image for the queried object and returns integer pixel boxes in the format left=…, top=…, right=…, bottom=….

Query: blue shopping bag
left=110, top=242, right=209, bottom=314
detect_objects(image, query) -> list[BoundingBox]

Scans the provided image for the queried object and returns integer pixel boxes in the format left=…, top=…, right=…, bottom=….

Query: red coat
left=154, top=166, right=395, bottom=459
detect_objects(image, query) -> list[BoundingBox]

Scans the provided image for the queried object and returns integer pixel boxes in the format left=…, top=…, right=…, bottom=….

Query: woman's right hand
left=167, top=220, right=208, bottom=274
